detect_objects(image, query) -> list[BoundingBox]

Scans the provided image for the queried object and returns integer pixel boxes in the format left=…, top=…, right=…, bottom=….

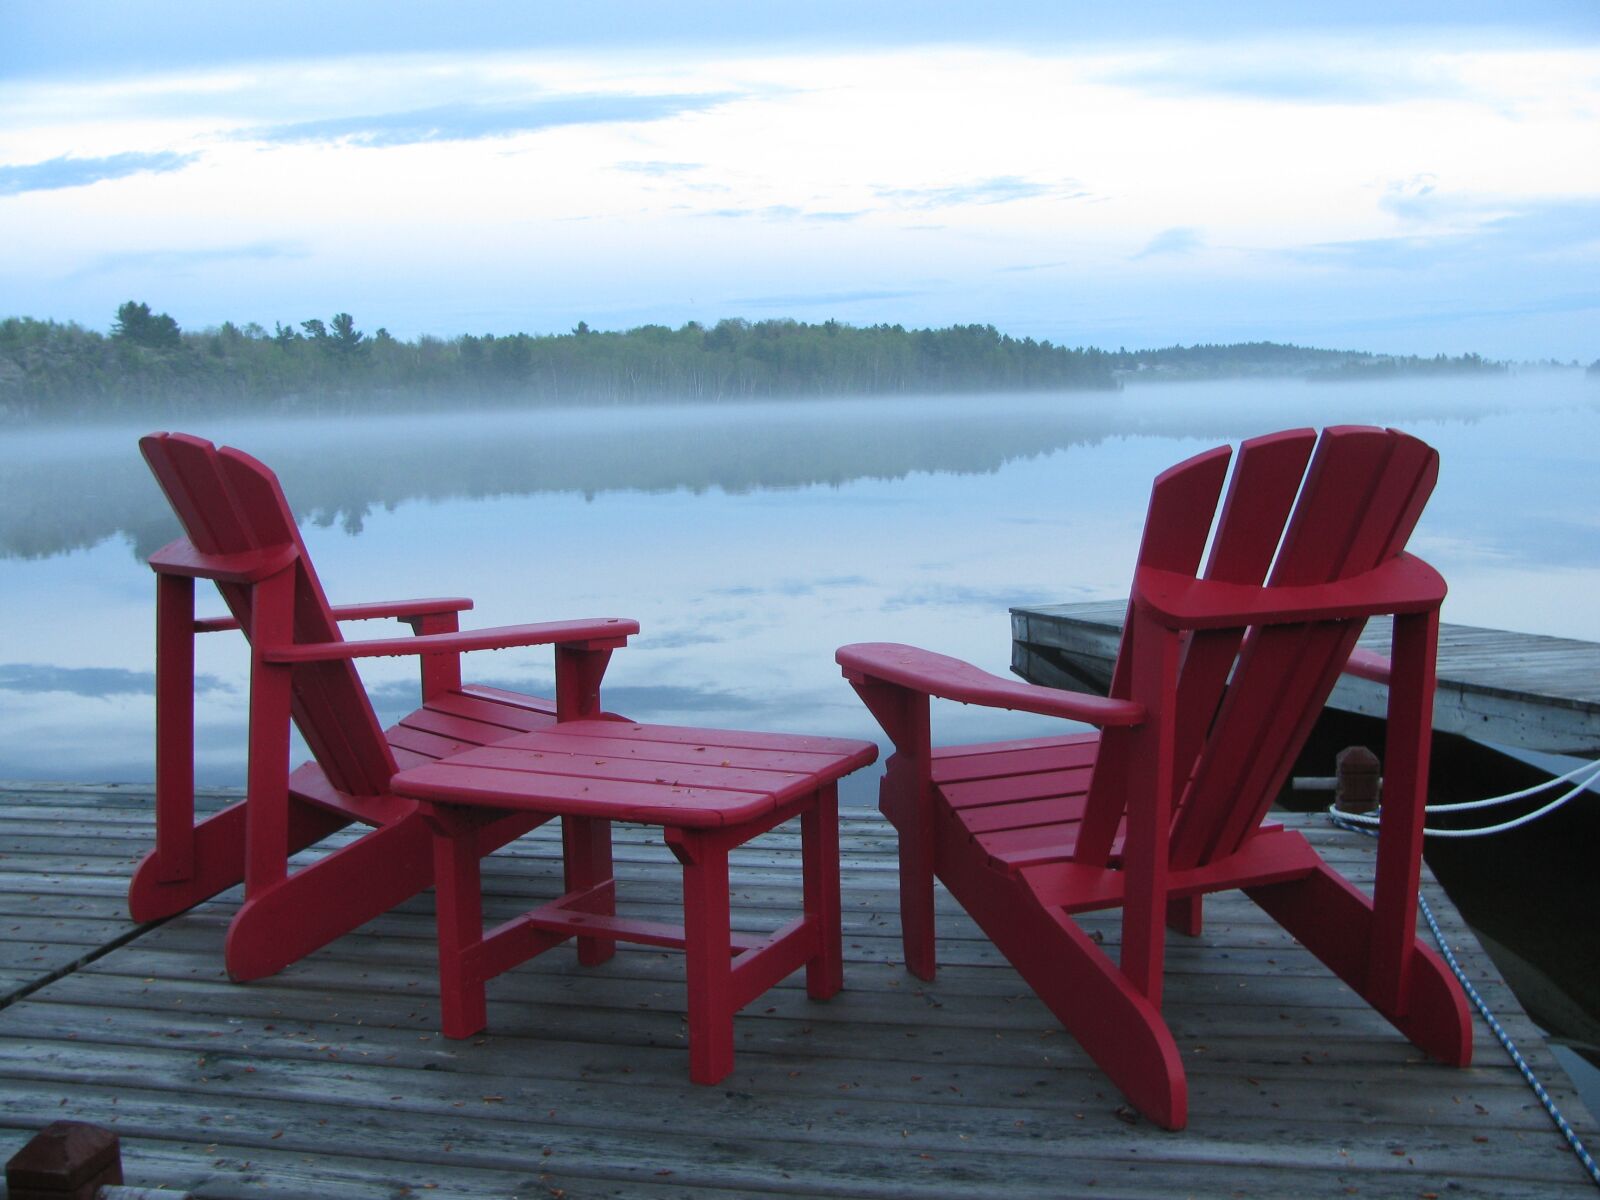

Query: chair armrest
left=1132, top=553, right=1445, bottom=631
left=149, top=538, right=297, bottom=584
left=1342, top=647, right=1393, bottom=684
left=194, top=596, right=476, bottom=635
left=263, top=617, right=639, bottom=663
left=330, top=597, right=474, bottom=622
left=837, top=642, right=1144, bottom=727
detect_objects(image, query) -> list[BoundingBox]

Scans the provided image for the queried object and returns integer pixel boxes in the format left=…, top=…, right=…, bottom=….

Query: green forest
left=0, top=302, right=1513, bottom=423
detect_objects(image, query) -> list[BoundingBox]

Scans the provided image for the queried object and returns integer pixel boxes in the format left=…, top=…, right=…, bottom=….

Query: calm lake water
left=2, top=372, right=1597, bottom=792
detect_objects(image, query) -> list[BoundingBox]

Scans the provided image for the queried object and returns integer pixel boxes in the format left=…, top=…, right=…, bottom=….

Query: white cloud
left=1, top=38, right=1596, bottom=357
left=1134, top=227, right=1203, bottom=259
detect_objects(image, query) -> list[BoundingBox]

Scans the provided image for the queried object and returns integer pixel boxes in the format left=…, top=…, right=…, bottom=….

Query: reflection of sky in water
left=1, top=374, right=1595, bottom=785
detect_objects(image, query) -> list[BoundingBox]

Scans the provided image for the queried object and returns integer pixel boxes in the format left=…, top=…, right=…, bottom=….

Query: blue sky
left=2, top=2, right=1597, bottom=358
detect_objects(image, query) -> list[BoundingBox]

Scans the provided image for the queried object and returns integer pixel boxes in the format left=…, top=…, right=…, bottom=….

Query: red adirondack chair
left=131, top=432, right=638, bottom=981
left=837, top=426, right=1474, bottom=1129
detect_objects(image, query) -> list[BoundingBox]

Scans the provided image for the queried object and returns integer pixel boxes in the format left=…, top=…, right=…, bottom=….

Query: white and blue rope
left=1330, top=811, right=1600, bottom=1189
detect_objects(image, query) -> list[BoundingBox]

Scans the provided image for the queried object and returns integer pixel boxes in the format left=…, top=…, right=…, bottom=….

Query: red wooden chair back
left=1077, top=426, right=1439, bottom=869
left=141, top=432, right=396, bottom=797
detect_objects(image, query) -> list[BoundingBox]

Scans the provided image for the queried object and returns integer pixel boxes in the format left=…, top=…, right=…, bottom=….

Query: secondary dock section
left=0, top=781, right=1596, bottom=1197
left=1012, top=601, right=1600, bottom=755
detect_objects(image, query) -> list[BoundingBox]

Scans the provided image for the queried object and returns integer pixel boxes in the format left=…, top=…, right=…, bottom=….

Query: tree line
left=1, top=305, right=1118, bottom=422
left=0, top=302, right=1516, bottom=424
left=1114, top=339, right=1508, bottom=382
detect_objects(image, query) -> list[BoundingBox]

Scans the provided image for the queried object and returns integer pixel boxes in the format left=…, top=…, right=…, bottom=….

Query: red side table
left=393, top=719, right=877, bottom=1083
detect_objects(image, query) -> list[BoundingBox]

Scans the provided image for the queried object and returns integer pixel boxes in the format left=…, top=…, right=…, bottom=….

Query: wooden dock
left=1012, top=602, right=1600, bottom=755
left=1, top=782, right=1597, bottom=1198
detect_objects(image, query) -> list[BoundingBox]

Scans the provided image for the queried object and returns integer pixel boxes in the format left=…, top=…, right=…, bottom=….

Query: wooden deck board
left=0, top=784, right=1595, bottom=1197
left=1012, top=602, right=1600, bottom=753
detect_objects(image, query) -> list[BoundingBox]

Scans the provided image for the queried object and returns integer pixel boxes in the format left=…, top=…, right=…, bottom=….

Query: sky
left=2, top=1, right=1597, bottom=360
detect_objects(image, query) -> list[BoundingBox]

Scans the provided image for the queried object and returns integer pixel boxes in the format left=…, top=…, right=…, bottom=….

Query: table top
left=391, top=719, right=879, bottom=827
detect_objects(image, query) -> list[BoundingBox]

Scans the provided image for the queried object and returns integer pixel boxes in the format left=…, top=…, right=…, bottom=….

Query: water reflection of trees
left=0, top=380, right=1534, bottom=561
left=0, top=400, right=1112, bottom=559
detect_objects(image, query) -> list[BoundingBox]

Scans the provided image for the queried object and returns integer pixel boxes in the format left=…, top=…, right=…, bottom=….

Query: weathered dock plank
left=1012, top=602, right=1600, bottom=753
left=0, top=784, right=1595, bottom=1198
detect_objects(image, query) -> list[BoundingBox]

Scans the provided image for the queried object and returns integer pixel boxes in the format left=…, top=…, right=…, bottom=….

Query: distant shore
left=0, top=305, right=1537, bottom=426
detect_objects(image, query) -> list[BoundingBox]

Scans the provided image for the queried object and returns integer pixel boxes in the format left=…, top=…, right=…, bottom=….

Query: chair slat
left=1076, top=444, right=1231, bottom=868
left=938, top=766, right=1095, bottom=811
left=143, top=434, right=259, bottom=631
left=143, top=434, right=398, bottom=797
left=1205, top=432, right=1439, bottom=861
left=1209, top=428, right=1440, bottom=857
left=955, top=794, right=1090, bottom=835
left=1172, top=429, right=1439, bottom=867
left=215, top=447, right=396, bottom=797
left=930, top=736, right=1097, bottom=783
left=1166, top=429, right=1316, bottom=818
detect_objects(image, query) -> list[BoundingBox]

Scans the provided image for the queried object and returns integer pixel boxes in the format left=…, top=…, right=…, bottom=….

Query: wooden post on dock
left=5, top=1122, right=122, bottom=1199
left=1334, top=746, right=1382, bottom=814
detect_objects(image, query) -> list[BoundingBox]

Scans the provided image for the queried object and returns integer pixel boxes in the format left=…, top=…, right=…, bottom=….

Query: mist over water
left=1, top=372, right=1595, bottom=785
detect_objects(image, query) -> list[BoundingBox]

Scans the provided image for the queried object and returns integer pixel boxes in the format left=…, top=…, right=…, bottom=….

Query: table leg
left=562, top=815, right=616, bottom=966
left=674, top=831, right=736, bottom=1085
left=802, top=784, right=844, bottom=1000
left=433, top=829, right=487, bottom=1039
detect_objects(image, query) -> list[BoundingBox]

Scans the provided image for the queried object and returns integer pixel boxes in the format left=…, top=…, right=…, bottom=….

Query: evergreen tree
left=329, top=313, right=366, bottom=359
left=112, top=301, right=181, bottom=350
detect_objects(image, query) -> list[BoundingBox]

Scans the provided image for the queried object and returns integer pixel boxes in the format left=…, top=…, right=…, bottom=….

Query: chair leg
left=1167, top=895, right=1203, bottom=936
left=899, top=834, right=938, bottom=980
left=880, top=770, right=937, bottom=981
left=433, top=828, right=488, bottom=1040
left=1248, top=866, right=1473, bottom=1067
left=562, top=815, right=616, bottom=966
left=676, top=831, right=736, bottom=1085
left=129, top=800, right=250, bottom=922
left=801, top=785, right=843, bottom=1000
left=1026, top=907, right=1187, bottom=1128
left=153, top=573, right=196, bottom=884
left=948, top=854, right=1189, bottom=1127
left=222, top=806, right=428, bottom=982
